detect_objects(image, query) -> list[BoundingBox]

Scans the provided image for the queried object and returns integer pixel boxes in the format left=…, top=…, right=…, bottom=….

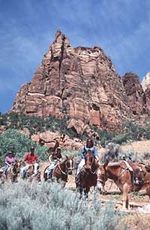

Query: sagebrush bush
left=0, top=181, right=125, bottom=230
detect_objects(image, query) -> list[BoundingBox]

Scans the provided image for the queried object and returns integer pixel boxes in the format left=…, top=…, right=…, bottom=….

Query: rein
left=58, top=163, right=67, bottom=175
left=57, top=160, right=71, bottom=175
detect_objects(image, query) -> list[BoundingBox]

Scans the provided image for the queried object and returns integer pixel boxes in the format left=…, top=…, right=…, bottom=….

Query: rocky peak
left=10, top=31, right=148, bottom=134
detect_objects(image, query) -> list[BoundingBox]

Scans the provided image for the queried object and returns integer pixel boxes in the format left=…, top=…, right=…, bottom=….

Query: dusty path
left=66, top=174, right=150, bottom=213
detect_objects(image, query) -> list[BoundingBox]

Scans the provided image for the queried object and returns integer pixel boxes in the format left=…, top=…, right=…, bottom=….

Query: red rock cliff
left=11, top=31, right=146, bottom=133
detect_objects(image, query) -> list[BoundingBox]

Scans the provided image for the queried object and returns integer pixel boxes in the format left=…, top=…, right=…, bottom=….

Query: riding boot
left=130, top=170, right=134, bottom=185
left=22, top=170, right=26, bottom=179
left=48, top=169, right=53, bottom=179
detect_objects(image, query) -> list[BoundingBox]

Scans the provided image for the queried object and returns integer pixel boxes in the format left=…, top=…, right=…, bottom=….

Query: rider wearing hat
left=3, top=151, right=16, bottom=175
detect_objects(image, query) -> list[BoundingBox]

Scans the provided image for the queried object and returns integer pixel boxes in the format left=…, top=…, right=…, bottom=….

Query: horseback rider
left=20, top=147, right=39, bottom=179
left=50, top=147, right=62, bottom=161
left=76, top=138, right=99, bottom=176
left=46, top=147, right=63, bottom=179
left=3, top=151, right=17, bottom=175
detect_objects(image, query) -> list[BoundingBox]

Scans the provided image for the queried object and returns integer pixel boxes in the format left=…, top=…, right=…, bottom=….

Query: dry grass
left=121, top=140, right=150, bottom=154
left=119, top=213, right=150, bottom=230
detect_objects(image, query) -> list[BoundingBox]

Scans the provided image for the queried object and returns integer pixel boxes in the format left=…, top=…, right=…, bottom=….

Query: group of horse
left=0, top=151, right=150, bottom=209
left=0, top=156, right=74, bottom=185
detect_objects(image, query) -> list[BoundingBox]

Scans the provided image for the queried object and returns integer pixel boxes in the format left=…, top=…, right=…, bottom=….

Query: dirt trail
left=66, top=174, right=150, bottom=213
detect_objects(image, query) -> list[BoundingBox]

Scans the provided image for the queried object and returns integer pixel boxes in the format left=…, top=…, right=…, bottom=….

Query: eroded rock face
left=122, top=72, right=147, bottom=115
left=11, top=31, right=146, bottom=134
left=142, top=72, right=150, bottom=110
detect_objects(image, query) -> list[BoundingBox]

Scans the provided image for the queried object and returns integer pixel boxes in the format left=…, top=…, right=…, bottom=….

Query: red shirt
left=24, top=153, right=38, bottom=164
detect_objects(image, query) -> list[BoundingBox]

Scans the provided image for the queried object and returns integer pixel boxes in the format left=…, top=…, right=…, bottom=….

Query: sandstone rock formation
left=122, top=72, right=147, bottom=115
left=11, top=31, right=148, bottom=134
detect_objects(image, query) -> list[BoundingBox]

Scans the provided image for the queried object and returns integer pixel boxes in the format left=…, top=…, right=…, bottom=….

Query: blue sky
left=0, top=0, right=150, bottom=113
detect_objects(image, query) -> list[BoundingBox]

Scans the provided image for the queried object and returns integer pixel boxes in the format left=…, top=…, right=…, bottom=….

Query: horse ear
left=65, top=155, right=69, bottom=160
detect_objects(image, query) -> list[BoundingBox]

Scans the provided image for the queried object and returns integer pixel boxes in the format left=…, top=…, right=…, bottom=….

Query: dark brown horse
left=76, top=151, right=99, bottom=198
left=43, top=156, right=73, bottom=186
left=97, top=160, right=150, bottom=209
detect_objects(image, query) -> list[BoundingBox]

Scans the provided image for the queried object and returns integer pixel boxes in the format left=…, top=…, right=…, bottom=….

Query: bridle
left=84, top=153, right=98, bottom=174
left=57, top=158, right=73, bottom=176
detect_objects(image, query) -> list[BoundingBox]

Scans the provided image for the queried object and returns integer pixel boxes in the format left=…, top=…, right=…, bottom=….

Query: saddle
left=145, top=164, right=150, bottom=173
left=45, top=161, right=58, bottom=179
left=123, top=160, right=144, bottom=186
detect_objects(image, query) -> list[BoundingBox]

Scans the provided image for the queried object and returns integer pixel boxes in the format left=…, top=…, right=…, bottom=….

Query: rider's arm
left=24, top=153, right=28, bottom=161
left=5, top=157, right=11, bottom=166
left=93, top=147, right=99, bottom=161
left=5, top=161, right=11, bottom=166
left=35, top=155, right=39, bottom=163
left=93, top=147, right=98, bottom=156
left=80, top=148, right=85, bottom=159
left=23, top=153, right=29, bottom=164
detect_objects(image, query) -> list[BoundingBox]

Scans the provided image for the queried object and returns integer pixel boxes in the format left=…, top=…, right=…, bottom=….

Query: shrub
left=112, top=133, right=129, bottom=145
left=0, top=181, right=125, bottom=230
left=0, top=129, right=49, bottom=163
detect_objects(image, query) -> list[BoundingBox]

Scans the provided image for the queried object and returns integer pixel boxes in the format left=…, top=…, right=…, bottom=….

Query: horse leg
left=44, top=172, right=48, bottom=181
left=78, top=186, right=83, bottom=199
left=122, top=183, right=129, bottom=209
left=146, top=186, right=150, bottom=199
left=96, top=181, right=106, bottom=194
left=0, top=173, right=5, bottom=184
left=84, top=187, right=90, bottom=199
left=37, top=171, right=41, bottom=182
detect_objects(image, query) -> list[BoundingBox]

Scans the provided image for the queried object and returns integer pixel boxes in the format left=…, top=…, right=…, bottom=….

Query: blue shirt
left=80, top=146, right=98, bottom=159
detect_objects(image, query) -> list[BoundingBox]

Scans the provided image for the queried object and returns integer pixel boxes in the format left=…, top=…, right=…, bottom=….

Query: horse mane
left=108, top=162, right=121, bottom=168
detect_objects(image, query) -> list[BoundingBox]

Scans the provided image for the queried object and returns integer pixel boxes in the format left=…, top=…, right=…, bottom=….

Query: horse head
left=84, top=150, right=95, bottom=171
left=64, top=156, right=74, bottom=175
left=97, top=160, right=113, bottom=193
left=97, top=163, right=108, bottom=185
left=11, top=160, right=22, bottom=175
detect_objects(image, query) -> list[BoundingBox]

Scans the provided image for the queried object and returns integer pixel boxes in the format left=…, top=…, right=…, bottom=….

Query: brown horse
left=26, top=164, right=41, bottom=182
left=76, top=151, right=99, bottom=198
left=97, top=160, right=150, bottom=209
left=0, top=160, right=21, bottom=183
left=20, top=162, right=41, bottom=182
left=43, top=156, right=73, bottom=186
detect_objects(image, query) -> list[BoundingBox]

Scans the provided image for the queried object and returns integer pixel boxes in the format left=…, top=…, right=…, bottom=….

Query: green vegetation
left=1, top=112, right=150, bottom=149
left=0, top=112, right=87, bottom=139
left=95, top=120, right=150, bottom=146
left=0, top=181, right=125, bottom=230
left=0, top=129, right=48, bottom=164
